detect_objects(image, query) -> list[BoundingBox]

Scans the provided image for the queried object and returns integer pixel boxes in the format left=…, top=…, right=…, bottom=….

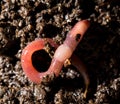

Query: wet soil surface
left=0, top=0, right=120, bottom=104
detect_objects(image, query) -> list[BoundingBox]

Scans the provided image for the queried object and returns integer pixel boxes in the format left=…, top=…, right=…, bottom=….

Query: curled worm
left=21, top=20, right=90, bottom=95
left=21, top=38, right=58, bottom=83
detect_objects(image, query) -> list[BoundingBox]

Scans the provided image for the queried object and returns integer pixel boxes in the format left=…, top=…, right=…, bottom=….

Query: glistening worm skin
left=49, top=20, right=90, bottom=74
left=51, top=20, right=90, bottom=97
left=21, top=38, right=58, bottom=83
left=21, top=20, right=90, bottom=88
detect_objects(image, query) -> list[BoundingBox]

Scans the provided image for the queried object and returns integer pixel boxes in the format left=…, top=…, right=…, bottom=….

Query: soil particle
left=0, top=0, right=120, bottom=103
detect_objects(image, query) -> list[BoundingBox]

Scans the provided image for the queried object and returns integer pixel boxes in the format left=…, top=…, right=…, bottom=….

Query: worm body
left=71, top=54, right=89, bottom=98
left=54, top=20, right=90, bottom=62
left=21, top=20, right=90, bottom=86
left=51, top=20, right=90, bottom=77
left=21, top=38, right=57, bottom=83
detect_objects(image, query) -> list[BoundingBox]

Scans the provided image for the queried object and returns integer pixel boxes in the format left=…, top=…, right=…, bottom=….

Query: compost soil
left=0, top=0, right=120, bottom=104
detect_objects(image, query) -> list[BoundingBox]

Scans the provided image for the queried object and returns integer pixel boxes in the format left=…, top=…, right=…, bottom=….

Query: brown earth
left=0, top=0, right=120, bottom=104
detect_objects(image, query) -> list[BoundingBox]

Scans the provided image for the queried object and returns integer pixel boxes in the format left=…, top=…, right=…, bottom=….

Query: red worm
left=21, top=38, right=58, bottom=83
left=21, top=20, right=90, bottom=85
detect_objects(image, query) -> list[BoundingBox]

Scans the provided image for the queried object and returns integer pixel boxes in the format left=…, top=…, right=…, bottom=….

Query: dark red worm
left=21, top=20, right=90, bottom=96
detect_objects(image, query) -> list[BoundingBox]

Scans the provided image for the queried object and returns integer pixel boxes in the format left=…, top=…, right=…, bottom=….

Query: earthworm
left=21, top=20, right=90, bottom=95
left=21, top=38, right=58, bottom=83
left=50, top=20, right=90, bottom=75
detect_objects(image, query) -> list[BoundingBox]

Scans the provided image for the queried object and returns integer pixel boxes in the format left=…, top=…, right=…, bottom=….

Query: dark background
left=0, top=0, right=120, bottom=103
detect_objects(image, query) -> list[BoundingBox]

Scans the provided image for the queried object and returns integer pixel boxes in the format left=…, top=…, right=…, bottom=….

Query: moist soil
left=0, top=0, right=120, bottom=104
